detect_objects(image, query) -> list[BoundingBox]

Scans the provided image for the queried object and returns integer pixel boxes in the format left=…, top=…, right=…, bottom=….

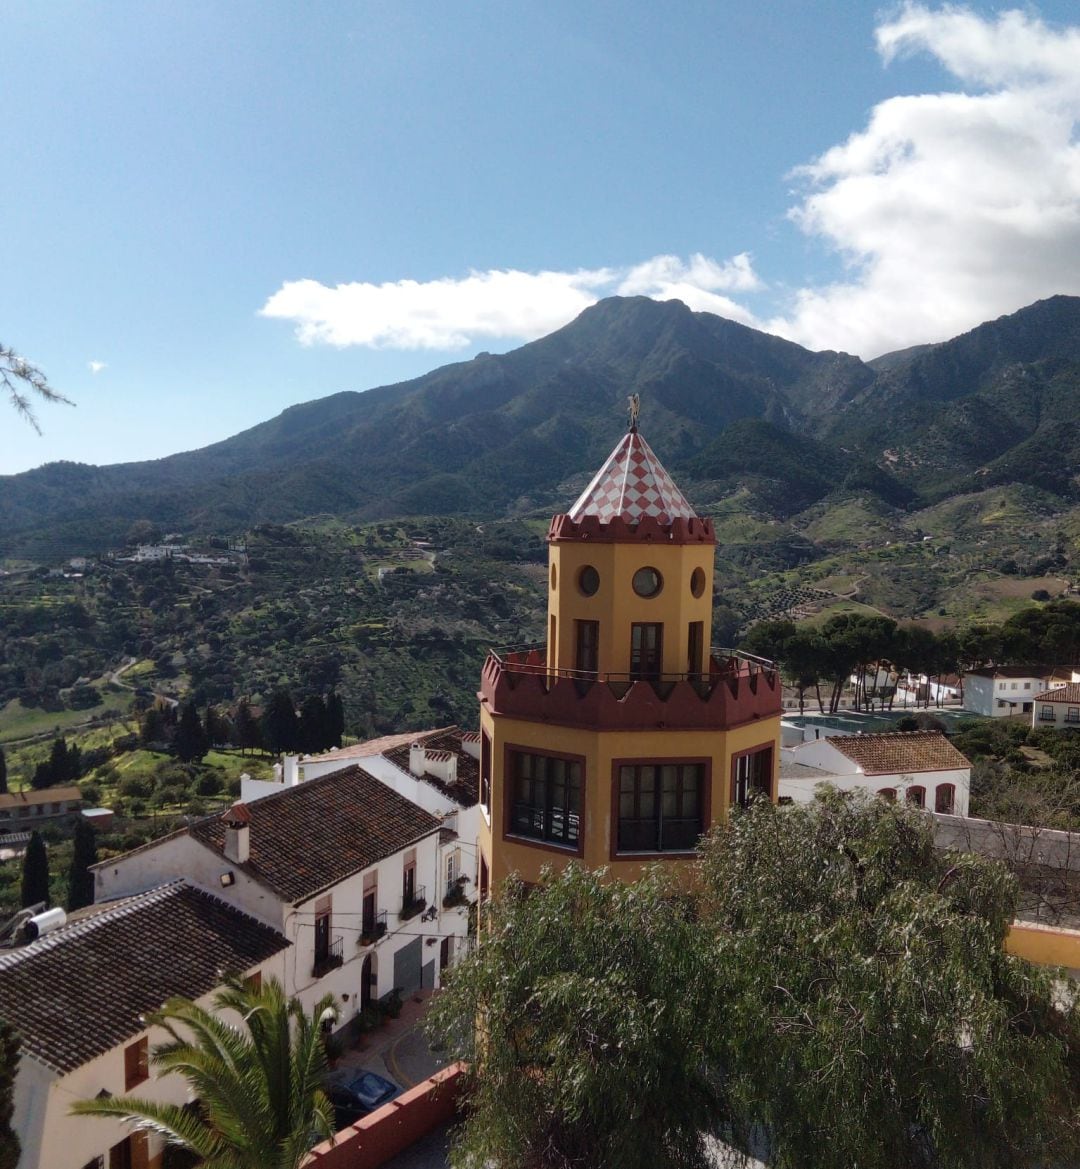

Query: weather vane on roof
left=627, top=393, right=640, bottom=432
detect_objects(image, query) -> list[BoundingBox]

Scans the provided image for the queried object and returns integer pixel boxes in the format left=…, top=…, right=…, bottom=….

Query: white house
left=1031, top=682, right=1080, bottom=730
left=0, top=881, right=288, bottom=1169
left=241, top=725, right=483, bottom=919
left=94, top=764, right=471, bottom=1022
left=963, top=667, right=1074, bottom=718
left=779, top=730, right=972, bottom=816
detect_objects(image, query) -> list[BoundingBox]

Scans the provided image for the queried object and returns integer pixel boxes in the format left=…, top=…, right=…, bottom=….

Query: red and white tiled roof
left=568, top=430, right=697, bottom=524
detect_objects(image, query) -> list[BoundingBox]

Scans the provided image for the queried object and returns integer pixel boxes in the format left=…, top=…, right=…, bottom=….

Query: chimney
left=459, top=731, right=481, bottom=761
left=282, top=755, right=301, bottom=786
left=222, top=802, right=251, bottom=865
left=409, top=742, right=426, bottom=775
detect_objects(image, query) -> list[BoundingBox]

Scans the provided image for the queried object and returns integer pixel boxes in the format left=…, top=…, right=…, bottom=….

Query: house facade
left=1031, top=683, right=1080, bottom=730
left=964, top=667, right=1073, bottom=717
left=779, top=730, right=972, bottom=815
left=94, top=765, right=471, bottom=1020
left=1, top=882, right=288, bottom=1169
left=240, top=725, right=483, bottom=918
left=477, top=424, right=783, bottom=889
left=0, top=786, right=82, bottom=834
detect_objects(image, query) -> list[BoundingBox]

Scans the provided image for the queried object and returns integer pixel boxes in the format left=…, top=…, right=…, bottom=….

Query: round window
left=550, top=563, right=557, bottom=590
left=690, top=567, right=706, bottom=598
left=632, top=566, right=663, bottom=598
left=578, top=565, right=600, bottom=597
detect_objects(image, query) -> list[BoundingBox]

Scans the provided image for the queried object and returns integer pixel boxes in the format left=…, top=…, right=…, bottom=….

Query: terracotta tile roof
left=568, top=430, right=697, bottom=524
left=302, top=726, right=455, bottom=764
left=383, top=728, right=480, bottom=808
left=189, top=765, right=441, bottom=904
left=966, top=665, right=1072, bottom=680
left=0, top=882, right=287, bottom=1075
left=827, top=731, right=971, bottom=776
left=0, top=786, right=81, bottom=810
left=1034, top=683, right=1080, bottom=703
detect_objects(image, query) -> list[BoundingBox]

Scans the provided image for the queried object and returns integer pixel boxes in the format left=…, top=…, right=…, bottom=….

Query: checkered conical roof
left=568, top=429, right=697, bottom=524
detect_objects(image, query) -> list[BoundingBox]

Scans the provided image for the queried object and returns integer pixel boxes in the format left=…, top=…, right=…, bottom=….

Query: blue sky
left=2, top=2, right=1080, bottom=474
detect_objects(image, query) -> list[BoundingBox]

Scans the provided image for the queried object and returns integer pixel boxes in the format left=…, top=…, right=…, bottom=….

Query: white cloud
left=261, top=6, right=1080, bottom=362
left=88, top=360, right=107, bottom=374
left=258, top=253, right=761, bottom=351
left=767, top=3, right=1080, bottom=356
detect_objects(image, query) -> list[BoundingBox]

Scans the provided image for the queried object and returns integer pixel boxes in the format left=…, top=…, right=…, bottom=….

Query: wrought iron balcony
left=399, top=886, right=427, bottom=922
left=358, top=910, right=388, bottom=947
left=312, top=935, right=343, bottom=978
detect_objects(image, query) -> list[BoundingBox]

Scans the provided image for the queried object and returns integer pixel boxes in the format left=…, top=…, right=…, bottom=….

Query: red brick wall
left=303, top=1062, right=467, bottom=1169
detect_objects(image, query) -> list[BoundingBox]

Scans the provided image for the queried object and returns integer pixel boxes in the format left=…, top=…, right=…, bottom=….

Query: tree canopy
left=71, top=977, right=338, bottom=1169
left=430, top=794, right=1080, bottom=1169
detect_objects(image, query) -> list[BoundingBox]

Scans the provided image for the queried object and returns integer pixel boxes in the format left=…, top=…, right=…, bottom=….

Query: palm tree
left=71, top=978, right=338, bottom=1169
left=1, top=344, right=71, bottom=432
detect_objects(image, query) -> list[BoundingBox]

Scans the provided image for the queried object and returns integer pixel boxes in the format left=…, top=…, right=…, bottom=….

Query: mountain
left=4, top=294, right=1080, bottom=558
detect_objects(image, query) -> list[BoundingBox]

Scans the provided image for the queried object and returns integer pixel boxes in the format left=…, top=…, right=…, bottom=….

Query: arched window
left=906, top=786, right=926, bottom=809
left=935, top=784, right=955, bottom=814
left=878, top=787, right=896, bottom=803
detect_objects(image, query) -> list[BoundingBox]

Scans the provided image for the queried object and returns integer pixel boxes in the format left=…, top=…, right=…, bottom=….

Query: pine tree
left=48, top=737, right=69, bottom=784
left=140, top=704, right=168, bottom=748
left=175, top=702, right=209, bottom=764
left=66, top=818, right=97, bottom=911
left=203, top=705, right=228, bottom=749
left=0, top=747, right=7, bottom=796
left=20, top=833, right=49, bottom=908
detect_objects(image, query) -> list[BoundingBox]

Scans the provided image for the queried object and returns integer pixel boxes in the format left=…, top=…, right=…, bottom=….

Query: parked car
left=323, top=1067, right=401, bottom=1128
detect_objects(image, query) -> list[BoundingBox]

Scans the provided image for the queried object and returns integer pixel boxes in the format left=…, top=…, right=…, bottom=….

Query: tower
left=477, top=422, right=782, bottom=889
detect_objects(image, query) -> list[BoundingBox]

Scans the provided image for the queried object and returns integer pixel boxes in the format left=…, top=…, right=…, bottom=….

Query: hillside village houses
left=1, top=752, right=479, bottom=1169
left=963, top=665, right=1076, bottom=717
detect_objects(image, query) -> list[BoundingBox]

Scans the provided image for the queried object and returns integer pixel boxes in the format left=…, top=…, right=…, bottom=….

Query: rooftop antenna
left=627, top=393, right=640, bottom=433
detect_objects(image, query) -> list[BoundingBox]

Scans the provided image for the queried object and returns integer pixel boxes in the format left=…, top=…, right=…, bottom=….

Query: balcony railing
left=399, top=886, right=427, bottom=922
left=312, top=935, right=343, bottom=978
left=358, top=910, right=388, bottom=947
left=487, top=643, right=776, bottom=690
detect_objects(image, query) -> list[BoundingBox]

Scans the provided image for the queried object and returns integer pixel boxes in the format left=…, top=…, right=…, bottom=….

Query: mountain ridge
left=4, top=294, right=1080, bottom=557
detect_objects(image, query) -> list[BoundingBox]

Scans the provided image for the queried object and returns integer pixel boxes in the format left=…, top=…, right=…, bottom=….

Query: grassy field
left=0, top=680, right=136, bottom=745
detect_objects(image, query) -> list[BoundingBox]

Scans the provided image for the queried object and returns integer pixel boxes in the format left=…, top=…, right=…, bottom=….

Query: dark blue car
left=323, top=1068, right=401, bottom=1128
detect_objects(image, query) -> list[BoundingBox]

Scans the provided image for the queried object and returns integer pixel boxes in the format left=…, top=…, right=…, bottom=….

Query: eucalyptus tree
left=71, top=978, right=338, bottom=1169
left=699, top=792, right=1080, bottom=1169
left=426, top=864, right=729, bottom=1169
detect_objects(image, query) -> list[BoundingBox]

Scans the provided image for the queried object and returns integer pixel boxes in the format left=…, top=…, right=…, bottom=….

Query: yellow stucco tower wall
left=476, top=426, right=783, bottom=891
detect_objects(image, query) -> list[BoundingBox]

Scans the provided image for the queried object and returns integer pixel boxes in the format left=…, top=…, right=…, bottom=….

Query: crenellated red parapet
left=548, top=512, right=716, bottom=546
left=479, top=650, right=780, bottom=732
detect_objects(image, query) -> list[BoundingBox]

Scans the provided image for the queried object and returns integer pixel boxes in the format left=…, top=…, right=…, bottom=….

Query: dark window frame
left=575, top=619, right=600, bottom=675
left=730, top=745, right=774, bottom=809
left=906, top=785, right=926, bottom=808
left=612, top=759, right=708, bottom=856
left=630, top=622, right=663, bottom=681
left=934, top=784, right=955, bottom=814
left=124, top=1037, right=149, bottom=1091
left=504, top=746, right=585, bottom=855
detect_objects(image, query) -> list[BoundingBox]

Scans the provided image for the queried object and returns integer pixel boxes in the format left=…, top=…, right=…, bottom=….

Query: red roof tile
left=1033, top=683, right=1080, bottom=703
left=0, top=882, right=287, bottom=1074
left=827, top=731, right=971, bottom=775
left=189, top=765, right=441, bottom=904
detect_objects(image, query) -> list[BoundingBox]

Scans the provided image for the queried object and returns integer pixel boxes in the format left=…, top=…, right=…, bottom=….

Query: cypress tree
left=66, top=818, right=97, bottom=911
left=20, top=832, right=49, bottom=908
left=327, top=692, right=345, bottom=748
left=175, top=702, right=209, bottom=764
left=234, top=699, right=262, bottom=755
left=0, top=747, right=7, bottom=795
left=299, top=695, right=329, bottom=753
left=261, top=689, right=300, bottom=754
